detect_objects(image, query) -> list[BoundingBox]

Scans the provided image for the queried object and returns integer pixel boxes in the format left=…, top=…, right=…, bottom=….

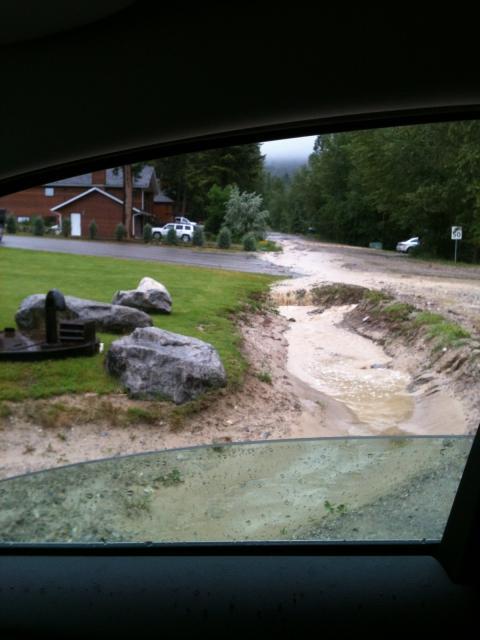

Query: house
left=0, top=166, right=174, bottom=239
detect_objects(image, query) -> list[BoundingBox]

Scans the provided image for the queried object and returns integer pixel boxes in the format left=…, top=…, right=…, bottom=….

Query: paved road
left=1, top=235, right=291, bottom=276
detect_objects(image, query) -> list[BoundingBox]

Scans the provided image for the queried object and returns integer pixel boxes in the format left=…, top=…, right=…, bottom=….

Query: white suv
left=174, top=216, right=196, bottom=226
left=151, top=222, right=194, bottom=243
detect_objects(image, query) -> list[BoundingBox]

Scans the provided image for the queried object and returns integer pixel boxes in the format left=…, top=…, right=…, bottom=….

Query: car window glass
left=0, top=123, right=477, bottom=546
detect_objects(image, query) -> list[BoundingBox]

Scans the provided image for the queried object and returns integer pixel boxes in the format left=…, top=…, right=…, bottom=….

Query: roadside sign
left=451, top=226, right=462, bottom=263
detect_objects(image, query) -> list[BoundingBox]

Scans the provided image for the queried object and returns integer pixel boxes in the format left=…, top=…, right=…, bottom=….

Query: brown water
left=279, top=305, right=414, bottom=434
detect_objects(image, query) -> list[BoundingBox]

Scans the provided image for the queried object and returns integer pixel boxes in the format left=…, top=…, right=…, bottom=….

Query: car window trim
left=1, top=106, right=479, bottom=586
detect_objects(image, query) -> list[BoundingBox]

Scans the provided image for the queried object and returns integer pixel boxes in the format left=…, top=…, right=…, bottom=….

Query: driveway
left=1, top=235, right=290, bottom=276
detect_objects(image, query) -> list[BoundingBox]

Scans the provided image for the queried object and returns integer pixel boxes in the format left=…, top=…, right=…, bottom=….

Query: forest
left=152, top=121, right=480, bottom=262
left=263, top=121, right=480, bottom=261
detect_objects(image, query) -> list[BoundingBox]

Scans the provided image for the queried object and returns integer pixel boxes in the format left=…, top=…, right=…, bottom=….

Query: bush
left=6, top=215, right=17, bottom=234
left=217, top=226, right=231, bottom=249
left=242, top=232, right=257, bottom=251
left=62, top=218, right=71, bottom=237
left=32, top=216, right=45, bottom=236
left=88, top=220, right=98, bottom=240
left=143, top=223, right=152, bottom=243
left=166, top=227, right=178, bottom=245
left=115, top=223, right=127, bottom=241
left=192, top=226, right=205, bottom=247
left=223, top=186, right=268, bottom=240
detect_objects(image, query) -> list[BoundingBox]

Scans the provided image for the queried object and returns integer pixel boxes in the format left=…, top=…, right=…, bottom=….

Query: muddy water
left=279, top=305, right=415, bottom=435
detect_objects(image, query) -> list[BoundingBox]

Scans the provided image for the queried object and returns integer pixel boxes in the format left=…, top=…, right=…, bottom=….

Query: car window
left=0, top=123, right=478, bottom=546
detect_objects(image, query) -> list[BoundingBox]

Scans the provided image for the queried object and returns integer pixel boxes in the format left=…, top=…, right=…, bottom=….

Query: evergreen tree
left=155, top=144, right=264, bottom=219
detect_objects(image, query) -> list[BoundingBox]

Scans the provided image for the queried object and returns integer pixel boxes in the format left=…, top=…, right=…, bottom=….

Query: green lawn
left=0, top=248, right=275, bottom=401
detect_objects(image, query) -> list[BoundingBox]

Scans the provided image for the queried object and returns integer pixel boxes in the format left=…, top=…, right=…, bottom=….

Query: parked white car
left=151, top=222, right=194, bottom=242
left=396, top=236, right=420, bottom=253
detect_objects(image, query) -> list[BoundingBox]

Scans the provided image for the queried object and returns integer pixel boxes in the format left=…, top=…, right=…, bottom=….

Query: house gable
left=51, top=187, right=141, bottom=213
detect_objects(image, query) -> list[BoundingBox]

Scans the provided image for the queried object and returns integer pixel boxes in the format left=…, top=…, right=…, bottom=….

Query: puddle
left=279, top=305, right=414, bottom=434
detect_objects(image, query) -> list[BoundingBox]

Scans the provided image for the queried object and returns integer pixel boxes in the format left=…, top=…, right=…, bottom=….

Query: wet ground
left=261, top=235, right=474, bottom=437
left=279, top=304, right=414, bottom=433
left=262, top=233, right=480, bottom=332
left=2, top=235, right=290, bottom=276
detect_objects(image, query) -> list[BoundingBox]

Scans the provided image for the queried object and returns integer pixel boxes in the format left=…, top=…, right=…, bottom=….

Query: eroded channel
left=278, top=302, right=466, bottom=436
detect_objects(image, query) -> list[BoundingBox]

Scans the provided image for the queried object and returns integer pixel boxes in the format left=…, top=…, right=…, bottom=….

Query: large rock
left=105, top=327, right=226, bottom=403
left=15, top=294, right=152, bottom=334
left=112, top=277, right=172, bottom=313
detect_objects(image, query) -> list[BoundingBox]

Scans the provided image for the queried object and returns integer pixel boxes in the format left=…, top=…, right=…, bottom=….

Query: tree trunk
left=123, top=165, right=133, bottom=239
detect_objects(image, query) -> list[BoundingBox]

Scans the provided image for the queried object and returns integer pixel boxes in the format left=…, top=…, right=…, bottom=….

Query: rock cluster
left=16, top=294, right=152, bottom=334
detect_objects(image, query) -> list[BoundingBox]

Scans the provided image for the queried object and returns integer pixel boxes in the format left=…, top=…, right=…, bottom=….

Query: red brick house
left=0, top=166, right=174, bottom=239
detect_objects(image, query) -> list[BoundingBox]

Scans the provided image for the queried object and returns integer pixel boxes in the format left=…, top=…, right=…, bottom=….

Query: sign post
left=451, top=226, right=462, bottom=263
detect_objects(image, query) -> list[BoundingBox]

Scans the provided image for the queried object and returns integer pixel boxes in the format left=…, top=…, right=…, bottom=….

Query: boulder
left=105, top=327, right=226, bottom=403
left=15, top=294, right=152, bottom=334
left=112, top=277, right=172, bottom=313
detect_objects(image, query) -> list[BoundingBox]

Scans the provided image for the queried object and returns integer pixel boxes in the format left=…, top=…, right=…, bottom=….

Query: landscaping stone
left=111, top=277, right=172, bottom=313
left=15, top=294, right=152, bottom=334
left=105, top=326, right=226, bottom=403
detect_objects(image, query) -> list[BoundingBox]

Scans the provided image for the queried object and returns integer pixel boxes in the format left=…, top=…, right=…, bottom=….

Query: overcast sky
left=261, top=135, right=317, bottom=160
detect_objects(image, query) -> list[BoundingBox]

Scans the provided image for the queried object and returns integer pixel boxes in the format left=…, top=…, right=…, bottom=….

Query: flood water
left=279, top=305, right=415, bottom=435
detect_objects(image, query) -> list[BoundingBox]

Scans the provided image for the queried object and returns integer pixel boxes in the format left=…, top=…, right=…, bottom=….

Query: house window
left=44, top=187, right=55, bottom=197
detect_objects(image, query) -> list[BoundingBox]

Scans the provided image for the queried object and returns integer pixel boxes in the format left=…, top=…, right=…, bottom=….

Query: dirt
left=1, top=234, right=479, bottom=480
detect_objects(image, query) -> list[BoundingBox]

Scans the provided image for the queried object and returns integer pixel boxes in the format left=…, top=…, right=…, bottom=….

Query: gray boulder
left=16, top=294, right=152, bottom=334
left=112, top=277, right=172, bottom=313
left=105, top=327, right=226, bottom=403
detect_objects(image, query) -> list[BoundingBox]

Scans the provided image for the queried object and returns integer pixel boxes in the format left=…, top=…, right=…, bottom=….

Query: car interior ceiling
left=1, top=2, right=480, bottom=635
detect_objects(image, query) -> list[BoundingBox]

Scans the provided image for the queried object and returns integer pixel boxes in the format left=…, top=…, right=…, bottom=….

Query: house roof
left=154, top=191, right=174, bottom=203
left=50, top=187, right=142, bottom=212
left=46, top=165, right=157, bottom=190
left=105, top=166, right=156, bottom=189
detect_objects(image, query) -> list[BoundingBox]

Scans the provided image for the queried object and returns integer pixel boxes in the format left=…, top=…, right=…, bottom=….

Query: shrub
left=6, top=214, right=17, bottom=234
left=166, top=227, right=178, bottom=245
left=32, top=216, right=45, bottom=236
left=88, top=219, right=98, bottom=240
left=223, top=186, right=269, bottom=240
left=62, top=218, right=71, bottom=237
left=143, top=223, right=152, bottom=243
left=257, top=239, right=282, bottom=252
left=192, top=226, right=205, bottom=247
left=242, top=232, right=257, bottom=251
left=217, top=226, right=231, bottom=249
left=115, top=223, right=127, bottom=241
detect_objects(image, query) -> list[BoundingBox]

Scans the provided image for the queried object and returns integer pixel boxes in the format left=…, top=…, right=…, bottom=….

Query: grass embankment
left=290, top=283, right=472, bottom=352
left=0, top=248, right=275, bottom=402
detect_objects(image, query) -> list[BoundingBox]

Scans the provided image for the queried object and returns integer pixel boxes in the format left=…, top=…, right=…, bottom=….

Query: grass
left=382, top=302, right=415, bottom=322
left=0, top=248, right=275, bottom=401
left=256, top=371, right=272, bottom=384
left=364, top=289, right=392, bottom=305
left=414, top=311, right=470, bottom=347
left=257, top=240, right=283, bottom=252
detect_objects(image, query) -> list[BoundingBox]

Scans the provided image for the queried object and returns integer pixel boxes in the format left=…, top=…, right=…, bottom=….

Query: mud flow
left=279, top=305, right=414, bottom=435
